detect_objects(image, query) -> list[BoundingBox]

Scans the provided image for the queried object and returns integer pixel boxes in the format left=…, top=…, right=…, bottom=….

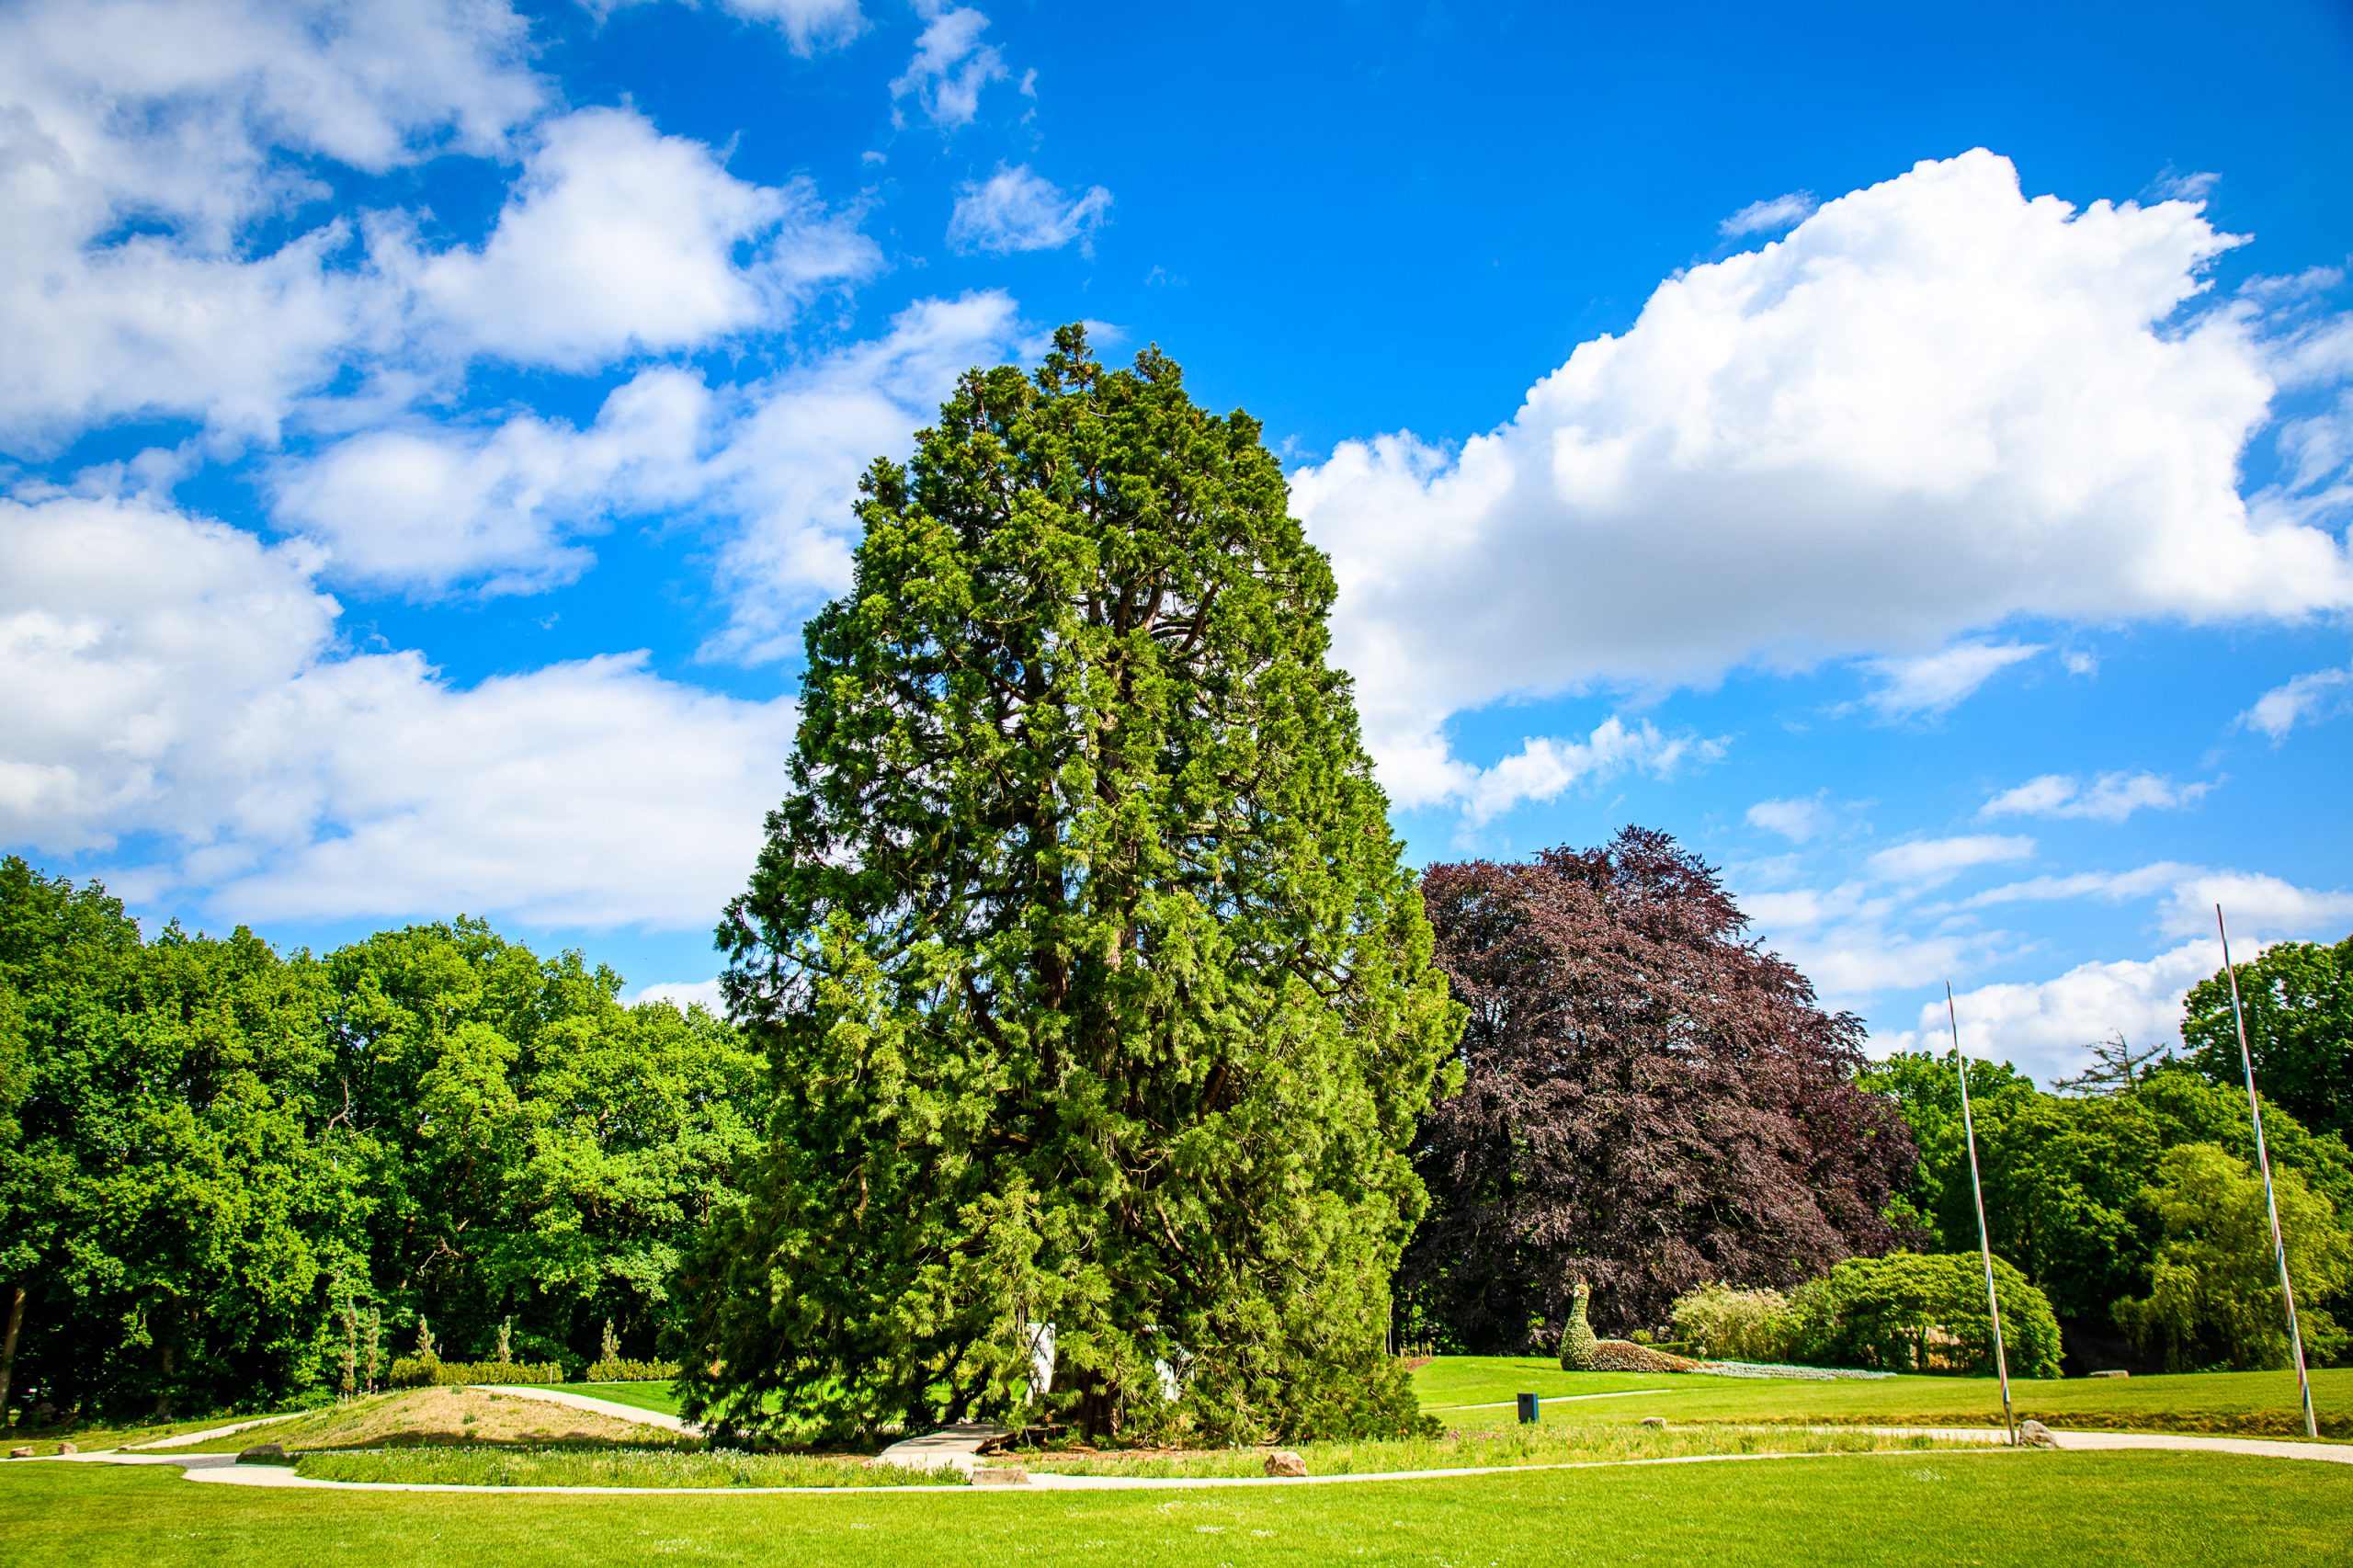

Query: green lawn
left=1411, top=1356, right=2353, bottom=1438
left=6, top=1448, right=2350, bottom=1565
left=550, top=1381, right=686, bottom=1418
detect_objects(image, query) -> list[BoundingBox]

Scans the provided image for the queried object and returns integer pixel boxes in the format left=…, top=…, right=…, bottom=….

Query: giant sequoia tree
left=683, top=329, right=1458, bottom=1443
left=1402, top=830, right=1916, bottom=1349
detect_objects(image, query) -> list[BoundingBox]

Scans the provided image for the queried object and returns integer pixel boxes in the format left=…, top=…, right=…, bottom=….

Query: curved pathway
left=22, top=1424, right=2349, bottom=1495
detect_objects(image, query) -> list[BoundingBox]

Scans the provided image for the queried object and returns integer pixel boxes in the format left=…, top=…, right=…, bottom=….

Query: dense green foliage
left=1668, top=1283, right=1800, bottom=1363
left=1865, top=1044, right=2353, bottom=1373
left=2114, top=1143, right=2353, bottom=1370
left=388, top=1358, right=566, bottom=1388
left=685, top=328, right=1459, bottom=1445
left=1787, top=1252, right=2063, bottom=1378
left=2183, top=937, right=2353, bottom=1141
left=0, top=858, right=759, bottom=1421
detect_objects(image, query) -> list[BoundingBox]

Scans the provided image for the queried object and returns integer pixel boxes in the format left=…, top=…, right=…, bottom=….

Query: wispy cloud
left=1721, top=189, right=1817, bottom=236
left=1865, top=834, right=2035, bottom=887
left=948, top=164, right=1112, bottom=255
left=1978, top=770, right=2213, bottom=824
left=1863, top=642, right=2043, bottom=719
left=2242, top=664, right=2353, bottom=739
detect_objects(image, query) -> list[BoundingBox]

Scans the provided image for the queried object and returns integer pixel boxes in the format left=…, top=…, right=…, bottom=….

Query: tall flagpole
left=2216, top=905, right=2319, bottom=1441
left=1947, top=983, right=2016, bottom=1446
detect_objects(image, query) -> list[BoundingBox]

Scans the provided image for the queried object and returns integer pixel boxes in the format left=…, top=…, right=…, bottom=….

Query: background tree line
left=0, top=857, right=760, bottom=1420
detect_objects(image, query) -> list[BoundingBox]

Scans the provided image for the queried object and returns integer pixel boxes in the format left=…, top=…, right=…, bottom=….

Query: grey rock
left=237, top=1442, right=291, bottom=1463
left=1641, top=1416, right=1667, bottom=1429
left=2018, top=1419, right=2059, bottom=1449
left=2088, top=1369, right=2130, bottom=1379
left=55, top=1442, right=75, bottom=1455
left=970, top=1465, right=1029, bottom=1487
left=1264, top=1449, right=1309, bottom=1477
left=7, top=1447, right=33, bottom=1459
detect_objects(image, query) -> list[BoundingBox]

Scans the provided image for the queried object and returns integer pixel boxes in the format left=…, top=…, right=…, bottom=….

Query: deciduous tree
left=1402, top=829, right=1916, bottom=1349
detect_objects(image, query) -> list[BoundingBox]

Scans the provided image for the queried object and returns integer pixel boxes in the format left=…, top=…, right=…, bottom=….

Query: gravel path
left=25, top=1423, right=2348, bottom=1495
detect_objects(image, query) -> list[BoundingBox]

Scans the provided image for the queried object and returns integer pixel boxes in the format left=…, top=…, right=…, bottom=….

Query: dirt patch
left=176, top=1388, right=682, bottom=1453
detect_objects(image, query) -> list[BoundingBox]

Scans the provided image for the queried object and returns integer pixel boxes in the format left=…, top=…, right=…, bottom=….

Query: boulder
left=237, top=1442, right=291, bottom=1464
left=1265, top=1449, right=1309, bottom=1478
left=2088, top=1369, right=2130, bottom=1380
left=970, top=1465, right=1029, bottom=1488
left=1640, top=1416, right=1666, bottom=1429
left=55, top=1442, right=76, bottom=1455
left=7, top=1447, right=32, bottom=1459
left=2018, top=1420, right=2059, bottom=1449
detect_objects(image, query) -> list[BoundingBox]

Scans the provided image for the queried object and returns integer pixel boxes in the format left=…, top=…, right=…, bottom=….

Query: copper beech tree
left=1402, top=829, right=1918, bottom=1349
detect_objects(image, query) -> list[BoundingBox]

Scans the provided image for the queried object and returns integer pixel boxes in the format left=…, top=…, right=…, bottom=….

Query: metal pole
left=1947, top=983, right=2017, bottom=1446
left=2216, top=905, right=2319, bottom=1441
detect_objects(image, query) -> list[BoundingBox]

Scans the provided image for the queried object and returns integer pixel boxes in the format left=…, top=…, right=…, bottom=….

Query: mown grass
left=296, top=1445, right=950, bottom=1489
left=6, top=1447, right=2351, bottom=1566
left=1413, top=1356, right=2353, bottom=1438
left=549, top=1381, right=686, bottom=1417
left=1017, top=1420, right=1956, bottom=1478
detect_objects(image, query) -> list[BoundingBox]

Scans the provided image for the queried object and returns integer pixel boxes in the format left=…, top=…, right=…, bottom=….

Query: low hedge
left=582, top=1358, right=680, bottom=1383
left=388, top=1357, right=567, bottom=1388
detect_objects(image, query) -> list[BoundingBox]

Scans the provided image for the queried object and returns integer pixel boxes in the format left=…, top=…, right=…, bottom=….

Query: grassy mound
left=163, top=1388, right=688, bottom=1454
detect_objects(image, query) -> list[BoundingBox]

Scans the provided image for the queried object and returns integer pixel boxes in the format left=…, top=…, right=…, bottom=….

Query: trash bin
left=1516, top=1392, right=1540, bottom=1424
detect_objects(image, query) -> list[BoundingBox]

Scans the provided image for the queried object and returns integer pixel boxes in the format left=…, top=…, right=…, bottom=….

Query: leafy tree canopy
left=0, top=857, right=758, bottom=1421
left=2183, top=936, right=2353, bottom=1142
left=2114, top=1142, right=2353, bottom=1371
left=683, top=327, right=1459, bottom=1445
left=1402, top=829, right=1919, bottom=1350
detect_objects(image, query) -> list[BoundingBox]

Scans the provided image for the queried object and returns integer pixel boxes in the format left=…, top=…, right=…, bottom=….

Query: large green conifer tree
left=682, top=328, right=1459, bottom=1442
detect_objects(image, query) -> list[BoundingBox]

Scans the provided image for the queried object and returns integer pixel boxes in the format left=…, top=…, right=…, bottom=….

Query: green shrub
left=1790, top=1253, right=2062, bottom=1378
left=582, top=1358, right=680, bottom=1383
left=1668, top=1283, right=1798, bottom=1363
left=388, top=1357, right=567, bottom=1388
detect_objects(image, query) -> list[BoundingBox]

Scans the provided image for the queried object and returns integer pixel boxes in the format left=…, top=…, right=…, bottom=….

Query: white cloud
left=273, top=368, right=714, bottom=594
left=714, top=0, right=864, bottom=52
left=2241, top=663, right=2353, bottom=739
left=1865, top=834, right=2036, bottom=887
left=1746, top=793, right=1832, bottom=844
left=1459, top=717, right=1717, bottom=824
left=590, top=0, right=864, bottom=54
left=1720, top=190, right=1816, bottom=235
left=1881, top=938, right=2224, bottom=1084
left=1978, top=770, right=2213, bottom=823
left=0, top=0, right=543, bottom=445
left=948, top=164, right=1113, bottom=256
left=0, top=489, right=794, bottom=929
left=2157, top=870, right=2353, bottom=941
left=628, top=976, right=726, bottom=1013
left=1863, top=641, right=2043, bottom=718
left=1960, top=861, right=2195, bottom=909
left=1290, top=150, right=2353, bottom=806
left=1881, top=864, right=2353, bottom=1080
left=891, top=4, right=1006, bottom=130
left=396, top=107, right=879, bottom=369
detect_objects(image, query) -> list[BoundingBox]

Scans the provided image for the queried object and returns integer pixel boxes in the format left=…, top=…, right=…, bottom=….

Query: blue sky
left=4, top=0, right=2350, bottom=1084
